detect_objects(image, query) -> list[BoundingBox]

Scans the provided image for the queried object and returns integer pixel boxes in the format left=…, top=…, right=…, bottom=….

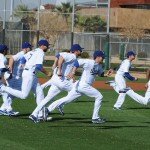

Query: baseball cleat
left=0, top=109, right=8, bottom=116
left=119, top=87, right=131, bottom=93
left=7, top=111, right=19, bottom=116
left=57, top=106, right=64, bottom=116
left=92, top=118, right=106, bottom=124
left=43, top=107, right=49, bottom=121
left=47, top=116, right=53, bottom=121
left=113, top=107, right=121, bottom=110
left=38, top=116, right=44, bottom=121
left=29, top=115, right=39, bottom=123
left=105, top=80, right=115, bottom=84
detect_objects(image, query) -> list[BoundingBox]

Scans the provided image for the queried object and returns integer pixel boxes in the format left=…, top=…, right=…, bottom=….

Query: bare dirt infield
left=39, top=78, right=146, bottom=91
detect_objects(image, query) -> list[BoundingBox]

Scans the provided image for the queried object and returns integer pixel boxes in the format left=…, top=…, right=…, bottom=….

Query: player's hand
left=52, top=64, right=56, bottom=70
left=145, top=82, right=148, bottom=89
left=134, top=77, right=138, bottom=81
left=47, top=72, right=52, bottom=77
left=106, top=69, right=114, bottom=76
left=67, top=72, right=74, bottom=80
left=8, top=66, right=13, bottom=74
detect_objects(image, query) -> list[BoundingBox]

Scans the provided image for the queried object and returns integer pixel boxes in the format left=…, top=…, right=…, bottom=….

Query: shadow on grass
left=126, top=107, right=150, bottom=110
left=75, top=100, right=109, bottom=103
left=15, top=112, right=79, bottom=119
left=48, top=124, right=149, bottom=129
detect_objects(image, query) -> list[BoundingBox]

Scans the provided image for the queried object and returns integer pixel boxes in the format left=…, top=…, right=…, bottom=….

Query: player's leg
left=145, top=81, right=150, bottom=101
left=2, top=75, right=33, bottom=99
left=41, top=79, right=52, bottom=89
left=78, top=84, right=104, bottom=123
left=6, top=77, right=22, bottom=115
left=0, top=92, right=10, bottom=115
left=30, top=85, right=61, bottom=118
left=126, top=89, right=148, bottom=105
left=126, top=81, right=150, bottom=105
left=32, top=78, right=45, bottom=118
left=113, top=75, right=126, bottom=109
left=47, top=86, right=81, bottom=113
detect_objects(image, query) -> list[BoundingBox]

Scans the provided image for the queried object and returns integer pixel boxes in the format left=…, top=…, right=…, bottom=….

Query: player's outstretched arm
left=8, top=56, right=14, bottom=73
left=106, top=69, right=114, bottom=76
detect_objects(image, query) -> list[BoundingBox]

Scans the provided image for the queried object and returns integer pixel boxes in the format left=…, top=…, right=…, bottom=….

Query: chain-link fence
left=0, top=0, right=149, bottom=68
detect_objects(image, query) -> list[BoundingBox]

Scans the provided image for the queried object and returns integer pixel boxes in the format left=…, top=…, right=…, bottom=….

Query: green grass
left=0, top=89, right=150, bottom=150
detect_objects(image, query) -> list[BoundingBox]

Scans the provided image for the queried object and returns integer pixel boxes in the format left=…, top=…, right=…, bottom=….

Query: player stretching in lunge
left=36, top=50, right=113, bottom=124
left=29, top=44, right=83, bottom=123
left=106, top=51, right=138, bottom=110
left=0, top=42, right=32, bottom=116
left=0, top=39, right=50, bottom=119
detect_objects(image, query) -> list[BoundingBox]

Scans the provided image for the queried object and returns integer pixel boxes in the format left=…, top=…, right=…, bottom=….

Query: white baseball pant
left=31, top=74, right=73, bottom=117
left=126, top=80, right=150, bottom=105
left=47, top=81, right=103, bottom=120
left=113, top=74, right=127, bottom=108
left=0, top=77, right=22, bottom=111
left=2, top=70, right=44, bottom=116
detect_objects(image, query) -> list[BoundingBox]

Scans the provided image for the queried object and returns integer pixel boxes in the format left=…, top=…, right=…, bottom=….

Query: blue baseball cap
left=22, top=42, right=32, bottom=49
left=38, top=39, right=49, bottom=48
left=70, top=44, right=84, bottom=52
left=0, top=44, right=9, bottom=53
left=93, top=50, right=105, bottom=59
left=126, top=51, right=136, bottom=58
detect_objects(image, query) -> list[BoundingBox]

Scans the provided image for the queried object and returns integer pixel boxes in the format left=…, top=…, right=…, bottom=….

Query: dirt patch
left=39, top=78, right=146, bottom=91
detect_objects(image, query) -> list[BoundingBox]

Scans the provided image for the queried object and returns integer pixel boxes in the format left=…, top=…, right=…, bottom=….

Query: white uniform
left=47, top=59, right=104, bottom=120
left=31, top=52, right=77, bottom=117
left=2, top=48, right=44, bottom=113
left=0, top=53, right=8, bottom=111
left=113, top=59, right=132, bottom=108
left=125, top=80, right=150, bottom=105
left=110, top=60, right=150, bottom=107
left=0, top=51, right=24, bottom=112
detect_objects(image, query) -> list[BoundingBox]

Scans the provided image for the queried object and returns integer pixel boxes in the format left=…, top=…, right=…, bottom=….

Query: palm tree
left=77, top=15, right=106, bottom=32
left=14, top=4, right=29, bottom=19
left=55, top=2, right=73, bottom=24
left=13, top=4, right=36, bottom=29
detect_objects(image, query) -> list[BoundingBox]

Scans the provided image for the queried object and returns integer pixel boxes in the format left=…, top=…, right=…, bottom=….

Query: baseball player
left=41, top=53, right=60, bottom=89
left=0, top=44, right=10, bottom=115
left=35, top=50, right=113, bottom=124
left=29, top=44, right=83, bottom=123
left=0, top=39, right=50, bottom=118
left=106, top=51, right=138, bottom=110
left=0, top=42, right=32, bottom=116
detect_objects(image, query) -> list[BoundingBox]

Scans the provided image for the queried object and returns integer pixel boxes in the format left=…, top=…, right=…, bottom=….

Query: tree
left=13, top=4, right=36, bottom=30
left=39, top=12, right=69, bottom=47
left=76, top=15, right=106, bottom=32
left=55, top=2, right=73, bottom=25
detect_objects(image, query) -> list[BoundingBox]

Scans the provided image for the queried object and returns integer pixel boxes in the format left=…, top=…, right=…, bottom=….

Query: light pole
left=104, top=0, right=111, bottom=70
left=37, top=0, right=41, bottom=45
left=2, top=0, right=7, bottom=44
left=71, top=0, right=75, bottom=46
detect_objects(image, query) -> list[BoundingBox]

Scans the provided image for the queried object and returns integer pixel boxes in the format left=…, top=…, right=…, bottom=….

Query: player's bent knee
left=97, top=94, right=103, bottom=100
left=21, top=93, right=28, bottom=99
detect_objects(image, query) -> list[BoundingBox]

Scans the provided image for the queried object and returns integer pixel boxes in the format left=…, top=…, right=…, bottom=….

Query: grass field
left=0, top=88, right=150, bottom=150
